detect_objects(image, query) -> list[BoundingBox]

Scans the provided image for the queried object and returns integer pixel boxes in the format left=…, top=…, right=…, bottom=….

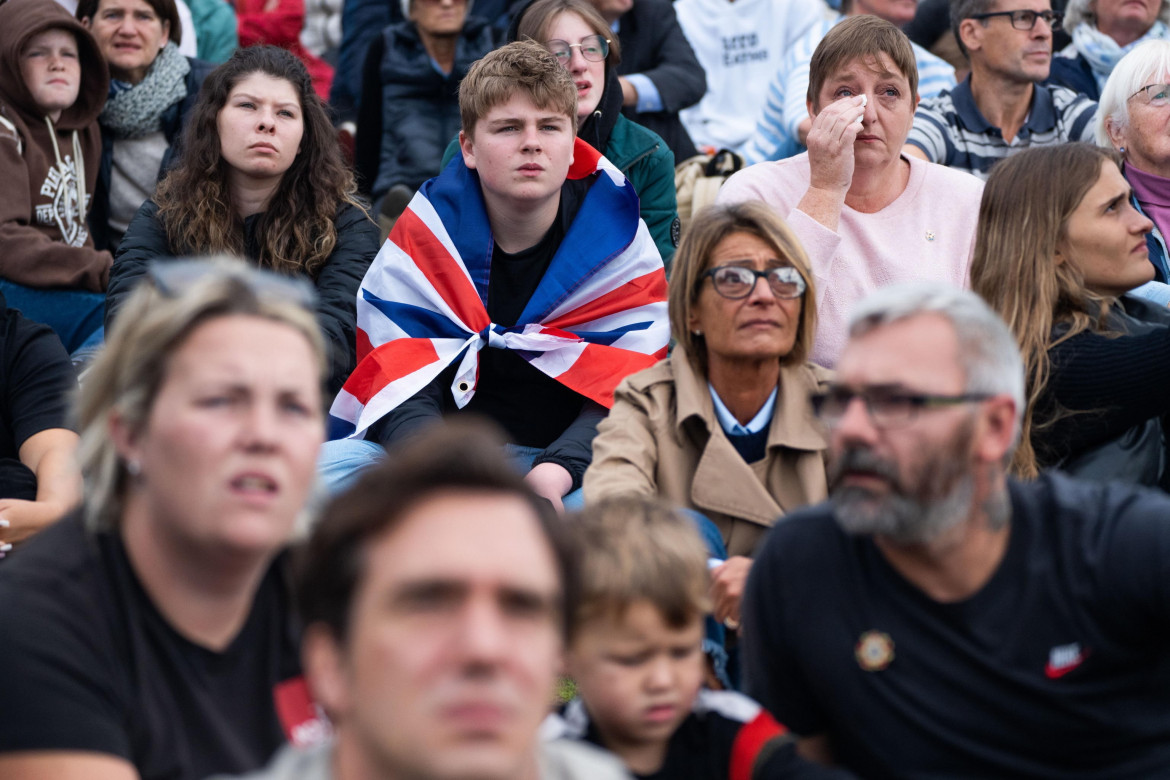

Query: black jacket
left=614, top=0, right=705, bottom=162
left=1045, top=53, right=1100, bottom=102
left=354, top=18, right=494, bottom=200
left=106, top=199, right=379, bottom=395
left=91, top=57, right=216, bottom=253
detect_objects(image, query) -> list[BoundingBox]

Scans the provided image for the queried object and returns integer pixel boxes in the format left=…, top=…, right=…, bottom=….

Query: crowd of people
left=4, top=0, right=1170, bottom=778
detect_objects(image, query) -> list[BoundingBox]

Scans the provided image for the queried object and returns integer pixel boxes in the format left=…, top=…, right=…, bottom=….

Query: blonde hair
left=76, top=258, right=326, bottom=530
left=459, top=40, right=578, bottom=139
left=970, top=144, right=1118, bottom=477
left=669, top=201, right=817, bottom=376
left=569, top=497, right=709, bottom=636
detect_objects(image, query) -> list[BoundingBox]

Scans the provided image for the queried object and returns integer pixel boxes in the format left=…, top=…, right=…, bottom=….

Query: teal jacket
left=440, top=113, right=679, bottom=266
left=187, top=0, right=238, bottom=64
left=605, top=114, right=679, bottom=266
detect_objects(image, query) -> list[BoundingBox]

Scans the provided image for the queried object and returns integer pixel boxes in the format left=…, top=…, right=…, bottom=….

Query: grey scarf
left=100, top=42, right=191, bottom=139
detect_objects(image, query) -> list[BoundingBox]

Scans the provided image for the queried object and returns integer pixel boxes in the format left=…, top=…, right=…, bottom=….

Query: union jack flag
left=329, top=138, right=669, bottom=440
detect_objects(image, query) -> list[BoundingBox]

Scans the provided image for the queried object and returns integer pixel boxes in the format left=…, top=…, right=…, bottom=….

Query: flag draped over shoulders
left=329, top=138, right=669, bottom=441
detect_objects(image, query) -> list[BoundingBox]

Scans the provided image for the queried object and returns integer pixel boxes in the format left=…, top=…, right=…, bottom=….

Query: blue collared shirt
left=905, top=77, right=1097, bottom=181
left=709, top=384, right=777, bottom=436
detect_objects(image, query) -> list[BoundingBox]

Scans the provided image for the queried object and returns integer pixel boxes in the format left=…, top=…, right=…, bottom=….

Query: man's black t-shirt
left=742, top=473, right=1170, bottom=779
left=0, top=516, right=304, bottom=780
left=0, top=295, right=76, bottom=499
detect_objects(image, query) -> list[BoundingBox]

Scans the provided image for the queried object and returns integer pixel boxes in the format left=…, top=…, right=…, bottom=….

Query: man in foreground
left=223, top=422, right=630, bottom=780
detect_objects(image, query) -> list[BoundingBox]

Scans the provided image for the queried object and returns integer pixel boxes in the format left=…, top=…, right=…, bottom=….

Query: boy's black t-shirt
left=546, top=691, right=855, bottom=779
left=0, top=516, right=304, bottom=780
left=0, top=296, right=76, bottom=499
left=373, top=177, right=598, bottom=460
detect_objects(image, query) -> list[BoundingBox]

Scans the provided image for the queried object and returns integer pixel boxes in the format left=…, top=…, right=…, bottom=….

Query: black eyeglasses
left=545, top=35, right=609, bottom=63
left=148, top=258, right=317, bottom=308
left=810, top=386, right=993, bottom=429
left=968, top=9, right=1062, bottom=31
left=702, top=265, right=806, bottom=300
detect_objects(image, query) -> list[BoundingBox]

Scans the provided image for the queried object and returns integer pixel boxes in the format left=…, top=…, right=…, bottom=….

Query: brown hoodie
left=0, top=0, right=111, bottom=292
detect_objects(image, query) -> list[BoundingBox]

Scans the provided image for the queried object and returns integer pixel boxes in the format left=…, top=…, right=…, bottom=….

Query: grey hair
left=950, top=0, right=998, bottom=58
left=847, top=282, right=1025, bottom=446
left=1094, top=39, right=1170, bottom=147
left=1064, top=0, right=1169, bottom=33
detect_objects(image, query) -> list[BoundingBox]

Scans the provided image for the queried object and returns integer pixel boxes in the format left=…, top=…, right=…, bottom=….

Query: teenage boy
left=325, top=41, right=669, bottom=510
left=0, top=0, right=111, bottom=351
left=544, top=496, right=856, bottom=780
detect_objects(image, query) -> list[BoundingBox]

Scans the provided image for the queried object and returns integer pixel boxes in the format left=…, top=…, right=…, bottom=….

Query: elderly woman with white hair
left=1097, top=39, right=1170, bottom=290
left=1050, top=0, right=1170, bottom=100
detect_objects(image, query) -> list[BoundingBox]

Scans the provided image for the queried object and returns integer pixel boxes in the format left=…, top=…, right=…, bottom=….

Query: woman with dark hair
left=108, top=45, right=379, bottom=394
left=971, top=142, right=1170, bottom=485
left=79, top=0, right=215, bottom=252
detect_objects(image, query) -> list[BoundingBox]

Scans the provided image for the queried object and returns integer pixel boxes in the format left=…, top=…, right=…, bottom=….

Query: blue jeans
left=0, top=280, right=104, bottom=353
left=316, top=438, right=584, bottom=509
left=678, top=509, right=733, bottom=688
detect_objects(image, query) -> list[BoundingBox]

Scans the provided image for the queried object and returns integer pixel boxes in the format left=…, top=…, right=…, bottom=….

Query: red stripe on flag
left=390, top=209, right=490, bottom=333
left=555, top=343, right=661, bottom=408
left=356, top=327, right=374, bottom=363
left=343, top=338, right=440, bottom=405
left=567, top=137, right=602, bottom=180
left=544, top=270, right=667, bottom=330
left=729, top=710, right=788, bottom=780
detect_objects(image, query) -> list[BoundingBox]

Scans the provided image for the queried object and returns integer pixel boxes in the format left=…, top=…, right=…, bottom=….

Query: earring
left=1120, top=146, right=1127, bottom=154
left=692, top=329, right=703, bottom=337
left=126, top=459, right=142, bottom=478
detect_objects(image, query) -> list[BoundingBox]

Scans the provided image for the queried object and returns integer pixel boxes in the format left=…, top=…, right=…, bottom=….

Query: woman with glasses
left=1097, top=40, right=1170, bottom=289
left=0, top=260, right=327, bottom=780
left=107, top=45, right=379, bottom=395
left=586, top=202, right=829, bottom=628
left=1050, top=0, right=1169, bottom=100
left=971, top=142, right=1170, bottom=486
left=512, top=0, right=680, bottom=264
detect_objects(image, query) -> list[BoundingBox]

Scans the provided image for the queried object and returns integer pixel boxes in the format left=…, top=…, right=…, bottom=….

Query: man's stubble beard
left=829, top=418, right=978, bottom=545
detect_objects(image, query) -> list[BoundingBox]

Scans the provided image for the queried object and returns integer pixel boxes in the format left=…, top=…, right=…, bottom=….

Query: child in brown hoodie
left=0, top=0, right=111, bottom=351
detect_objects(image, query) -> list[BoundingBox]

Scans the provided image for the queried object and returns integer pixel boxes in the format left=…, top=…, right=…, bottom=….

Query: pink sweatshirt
left=716, top=154, right=984, bottom=367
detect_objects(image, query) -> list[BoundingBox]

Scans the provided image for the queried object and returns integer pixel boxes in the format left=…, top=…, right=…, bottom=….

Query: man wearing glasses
left=742, top=282, right=1170, bottom=777
left=903, top=0, right=1097, bottom=179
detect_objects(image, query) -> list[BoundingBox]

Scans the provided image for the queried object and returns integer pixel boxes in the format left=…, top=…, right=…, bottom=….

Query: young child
left=325, top=41, right=668, bottom=506
left=545, top=497, right=855, bottom=779
left=0, top=0, right=111, bottom=351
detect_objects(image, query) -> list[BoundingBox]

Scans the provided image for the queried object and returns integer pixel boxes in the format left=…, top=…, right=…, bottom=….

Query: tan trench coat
left=584, top=351, right=832, bottom=557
